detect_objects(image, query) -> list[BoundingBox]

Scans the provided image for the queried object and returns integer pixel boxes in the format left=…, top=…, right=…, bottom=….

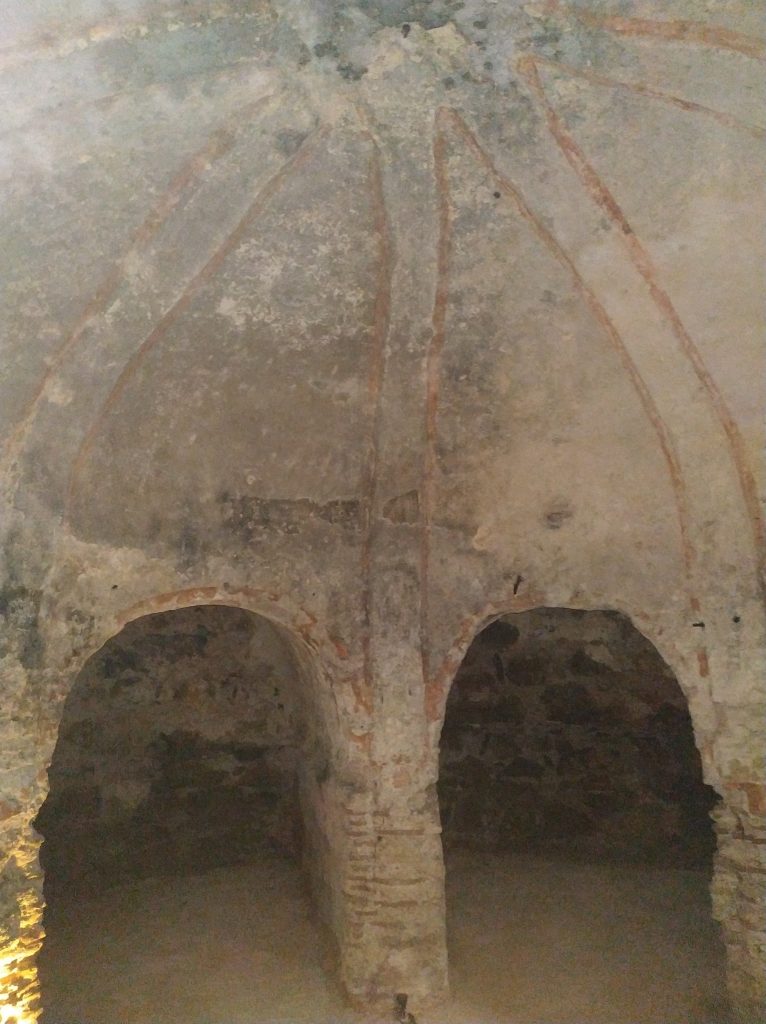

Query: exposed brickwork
left=713, top=797, right=766, bottom=1017
left=0, top=0, right=764, bottom=1018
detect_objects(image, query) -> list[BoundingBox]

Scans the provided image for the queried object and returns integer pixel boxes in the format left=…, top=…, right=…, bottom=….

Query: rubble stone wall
left=35, top=606, right=305, bottom=898
left=0, top=0, right=763, bottom=1019
left=439, top=609, right=718, bottom=867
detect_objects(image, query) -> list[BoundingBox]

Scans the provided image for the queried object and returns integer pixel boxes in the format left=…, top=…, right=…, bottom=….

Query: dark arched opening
left=35, top=605, right=346, bottom=1023
left=438, top=608, right=728, bottom=1023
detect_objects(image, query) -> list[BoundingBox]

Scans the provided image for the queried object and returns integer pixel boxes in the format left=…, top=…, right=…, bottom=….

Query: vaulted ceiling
left=1, top=0, right=763, bottom=655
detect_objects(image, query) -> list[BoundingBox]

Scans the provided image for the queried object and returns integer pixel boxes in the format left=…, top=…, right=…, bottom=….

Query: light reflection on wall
left=0, top=887, right=44, bottom=1024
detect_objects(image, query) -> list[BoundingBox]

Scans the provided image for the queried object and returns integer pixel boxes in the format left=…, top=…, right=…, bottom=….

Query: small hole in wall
left=493, top=191, right=501, bottom=199
left=732, top=615, right=741, bottom=623
left=402, top=23, right=411, bottom=37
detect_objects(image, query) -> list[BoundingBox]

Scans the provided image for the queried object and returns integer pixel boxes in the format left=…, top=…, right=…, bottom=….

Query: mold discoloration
left=219, top=494, right=362, bottom=542
left=0, top=0, right=763, bottom=1016
left=543, top=500, right=574, bottom=530
left=382, top=490, right=420, bottom=525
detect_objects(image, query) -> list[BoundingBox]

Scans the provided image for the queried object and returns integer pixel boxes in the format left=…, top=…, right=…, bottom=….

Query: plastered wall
left=0, top=0, right=764, bottom=1019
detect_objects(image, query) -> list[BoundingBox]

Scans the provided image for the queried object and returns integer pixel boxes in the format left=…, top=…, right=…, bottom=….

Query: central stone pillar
left=333, top=93, right=450, bottom=1012
left=300, top=740, right=446, bottom=1012
left=341, top=800, right=447, bottom=1010
left=342, top=592, right=448, bottom=1010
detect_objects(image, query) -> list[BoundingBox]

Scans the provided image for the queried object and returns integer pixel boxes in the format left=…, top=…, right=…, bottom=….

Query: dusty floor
left=441, top=852, right=729, bottom=1024
left=38, top=852, right=729, bottom=1024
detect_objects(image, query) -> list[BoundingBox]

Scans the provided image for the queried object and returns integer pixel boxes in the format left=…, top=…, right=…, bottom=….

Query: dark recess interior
left=35, top=605, right=306, bottom=900
left=438, top=608, right=718, bottom=866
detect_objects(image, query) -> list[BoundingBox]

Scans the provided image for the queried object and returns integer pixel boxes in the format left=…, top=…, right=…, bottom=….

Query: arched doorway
left=438, top=608, right=728, bottom=1023
left=35, top=605, right=348, bottom=1023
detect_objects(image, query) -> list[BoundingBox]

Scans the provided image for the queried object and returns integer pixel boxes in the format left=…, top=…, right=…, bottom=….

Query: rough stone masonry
left=0, top=0, right=764, bottom=1020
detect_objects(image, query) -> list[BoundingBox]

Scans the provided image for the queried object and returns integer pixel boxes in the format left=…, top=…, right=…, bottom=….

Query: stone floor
left=38, top=851, right=729, bottom=1024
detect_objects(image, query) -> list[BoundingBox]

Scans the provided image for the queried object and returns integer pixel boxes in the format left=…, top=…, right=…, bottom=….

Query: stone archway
left=0, top=584, right=363, bottom=1024
left=37, top=606, right=308, bottom=891
left=436, top=607, right=728, bottom=1022
left=32, top=602, right=345, bottom=1022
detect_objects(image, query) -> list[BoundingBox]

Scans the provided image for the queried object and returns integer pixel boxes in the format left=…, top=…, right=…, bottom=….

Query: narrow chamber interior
left=437, top=608, right=729, bottom=1024
left=34, top=605, right=345, bottom=1024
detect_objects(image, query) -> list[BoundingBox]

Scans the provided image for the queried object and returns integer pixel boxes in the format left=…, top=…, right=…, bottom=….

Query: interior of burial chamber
left=437, top=607, right=730, bottom=1024
left=34, top=605, right=348, bottom=1024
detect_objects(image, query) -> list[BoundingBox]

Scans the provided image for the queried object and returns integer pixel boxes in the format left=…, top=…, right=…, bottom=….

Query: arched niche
left=33, top=602, right=346, bottom=1023
left=436, top=606, right=728, bottom=1023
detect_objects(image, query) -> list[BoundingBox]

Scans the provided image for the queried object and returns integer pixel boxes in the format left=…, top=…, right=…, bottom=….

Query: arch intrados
left=114, top=586, right=322, bottom=653
left=59, top=586, right=325, bottom=685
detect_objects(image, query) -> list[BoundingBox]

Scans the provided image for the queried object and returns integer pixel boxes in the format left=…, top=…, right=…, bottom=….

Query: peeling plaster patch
left=104, top=298, right=123, bottom=324
left=218, top=493, right=362, bottom=542
left=427, top=22, right=469, bottom=58
left=123, top=250, right=147, bottom=281
left=470, top=520, right=493, bottom=551
left=382, top=490, right=420, bottom=524
left=544, top=499, right=574, bottom=530
left=46, top=381, right=74, bottom=408
left=230, top=248, right=286, bottom=289
left=366, top=42, right=406, bottom=78
left=217, top=295, right=248, bottom=329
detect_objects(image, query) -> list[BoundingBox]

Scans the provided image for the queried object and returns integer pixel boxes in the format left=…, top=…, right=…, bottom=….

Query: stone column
left=712, top=783, right=766, bottom=1020
left=338, top=776, right=447, bottom=1011
left=328, top=540, right=448, bottom=1012
left=300, top=745, right=447, bottom=1013
left=328, top=91, right=450, bottom=1013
